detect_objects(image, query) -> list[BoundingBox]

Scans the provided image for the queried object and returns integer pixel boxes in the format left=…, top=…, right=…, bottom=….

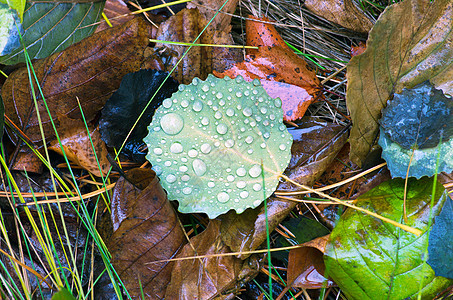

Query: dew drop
left=255, top=116, right=262, bottom=122
left=153, top=148, right=163, bottom=155
left=181, top=174, right=190, bottom=181
left=225, top=139, right=235, bottom=148
left=245, top=136, right=254, bottom=144
left=153, top=127, right=160, bottom=132
left=192, top=78, right=199, bottom=85
left=253, top=183, right=262, bottom=191
left=181, top=157, right=188, bottom=163
left=244, top=90, right=250, bottom=96
left=160, top=113, right=184, bottom=135
left=263, top=132, right=270, bottom=139
left=193, top=101, right=203, bottom=112
left=216, top=92, right=223, bottom=99
left=163, top=99, right=172, bottom=108
left=170, top=142, right=183, bottom=154
left=270, top=114, right=276, bottom=120
left=260, top=143, right=266, bottom=148
left=253, top=200, right=262, bottom=207
left=201, top=117, right=209, bottom=125
left=183, top=187, right=192, bottom=194
left=227, top=175, right=235, bottom=182
left=249, top=164, right=262, bottom=178
left=226, top=108, right=235, bottom=117
left=152, top=165, right=162, bottom=175
left=166, top=174, right=176, bottom=183
left=188, top=149, right=198, bottom=157
left=240, top=191, right=249, bottom=198
left=236, top=167, right=246, bottom=176
left=252, top=79, right=260, bottom=86
left=236, top=91, right=243, bottom=98
left=179, top=165, right=188, bottom=172
left=214, top=111, right=222, bottom=119
left=208, top=181, right=215, bottom=188
left=178, top=85, right=185, bottom=91
left=247, top=149, right=253, bottom=154
left=236, top=181, right=246, bottom=189
left=217, top=192, right=230, bottom=203
left=201, top=143, right=212, bottom=154
left=181, top=99, right=189, bottom=107
left=274, top=98, right=282, bottom=107
left=164, top=160, right=172, bottom=167
left=192, top=159, right=207, bottom=176
left=260, top=107, right=267, bottom=114
left=243, top=107, right=252, bottom=117
left=279, top=144, right=287, bottom=151
left=201, top=84, right=210, bottom=92
left=216, top=123, right=228, bottom=135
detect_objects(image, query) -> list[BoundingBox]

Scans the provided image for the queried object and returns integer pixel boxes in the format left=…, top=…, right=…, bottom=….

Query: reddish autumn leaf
left=288, top=235, right=335, bottom=289
left=245, top=15, right=289, bottom=48
left=49, top=116, right=110, bottom=177
left=351, top=41, right=366, bottom=57
left=2, top=17, right=154, bottom=146
left=214, top=17, right=322, bottom=121
left=109, top=168, right=185, bottom=299
left=165, top=220, right=260, bottom=299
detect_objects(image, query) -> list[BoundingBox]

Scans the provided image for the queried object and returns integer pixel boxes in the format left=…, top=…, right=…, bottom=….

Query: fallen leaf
left=99, top=69, right=179, bottom=162
left=49, top=115, right=110, bottom=177
left=165, top=219, right=260, bottom=299
left=346, top=0, right=453, bottom=166
left=0, top=0, right=105, bottom=65
left=187, top=0, right=239, bottom=32
left=109, top=168, right=185, bottom=299
left=214, top=17, right=322, bottom=121
left=428, top=197, right=453, bottom=279
left=245, top=15, right=289, bottom=48
left=304, top=0, right=373, bottom=33
left=95, top=0, right=134, bottom=32
left=350, top=41, right=366, bottom=57
left=324, top=177, right=453, bottom=299
left=2, top=17, right=153, bottom=147
left=288, top=235, right=335, bottom=289
left=219, top=117, right=348, bottom=257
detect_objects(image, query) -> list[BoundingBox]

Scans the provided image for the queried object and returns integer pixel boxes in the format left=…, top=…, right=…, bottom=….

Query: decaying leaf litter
left=0, top=0, right=452, bottom=299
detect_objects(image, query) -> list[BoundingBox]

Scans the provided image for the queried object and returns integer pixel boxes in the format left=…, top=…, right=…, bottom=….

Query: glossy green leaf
left=0, top=0, right=105, bottom=65
left=324, top=177, right=452, bottom=300
left=51, top=287, right=76, bottom=300
left=428, top=198, right=453, bottom=279
left=379, top=128, right=453, bottom=178
left=144, top=74, right=293, bottom=219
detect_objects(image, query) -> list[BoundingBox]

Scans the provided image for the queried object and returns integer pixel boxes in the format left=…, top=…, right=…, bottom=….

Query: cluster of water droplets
left=144, top=74, right=293, bottom=219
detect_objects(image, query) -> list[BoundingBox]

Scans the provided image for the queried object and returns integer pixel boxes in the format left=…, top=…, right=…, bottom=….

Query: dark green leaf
left=324, top=177, right=452, bottom=299
left=99, top=69, right=179, bottom=162
left=51, top=287, right=76, bottom=300
left=428, top=198, right=453, bottom=279
left=0, top=0, right=105, bottom=65
left=380, top=81, right=453, bottom=149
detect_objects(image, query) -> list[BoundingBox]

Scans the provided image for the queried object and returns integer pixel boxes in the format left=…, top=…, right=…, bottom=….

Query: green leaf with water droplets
left=144, top=74, right=293, bottom=219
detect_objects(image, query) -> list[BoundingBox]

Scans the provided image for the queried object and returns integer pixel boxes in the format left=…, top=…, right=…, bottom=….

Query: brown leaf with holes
left=109, top=168, right=185, bottom=299
left=219, top=117, right=348, bottom=258
left=2, top=17, right=154, bottom=147
left=287, top=235, right=335, bottom=289
left=304, top=0, right=373, bottom=33
left=214, top=16, right=322, bottom=121
left=49, top=116, right=109, bottom=177
left=165, top=220, right=260, bottom=299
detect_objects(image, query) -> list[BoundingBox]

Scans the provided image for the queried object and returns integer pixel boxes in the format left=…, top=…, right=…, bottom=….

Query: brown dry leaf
left=287, top=235, right=335, bottom=289
left=350, top=41, right=366, bottom=57
left=187, top=0, right=239, bottom=31
left=304, top=0, right=373, bottom=33
left=165, top=220, right=260, bottom=299
left=214, top=17, right=322, bottom=121
left=49, top=115, right=109, bottom=177
left=2, top=17, right=154, bottom=146
left=109, top=168, right=185, bottom=299
left=347, top=0, right=453, bottom=166
left=154, top=8, right=234, bottom=84
left=95, top=0, right=134, bottom=32
left=219, top=117, right=348, bottom=258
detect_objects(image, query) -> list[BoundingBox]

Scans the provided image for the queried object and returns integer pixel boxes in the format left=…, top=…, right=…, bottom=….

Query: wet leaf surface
left=109, top=168, right=185, bottom=299
left=324, top=177, right=453, bottom=299
left=0, top=0, right=105, bottom=65
left=165, top=219, right=260, bottom=299
left=219, top=117, right=348, bottom=257
left=49, top=115, right=110, bottom=177
left=346, top=0, right=453, bottom=166
left=214, top=16, right=322, bottom=122
left=304, top=0, right=373, bottom=33
left=144, top=75, right=293, bottom=219
left=99, top=69, right=179, bottom=162
left=2, top=17, right=153, bottom=146
left=428, top=197, right=453, bottom=279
